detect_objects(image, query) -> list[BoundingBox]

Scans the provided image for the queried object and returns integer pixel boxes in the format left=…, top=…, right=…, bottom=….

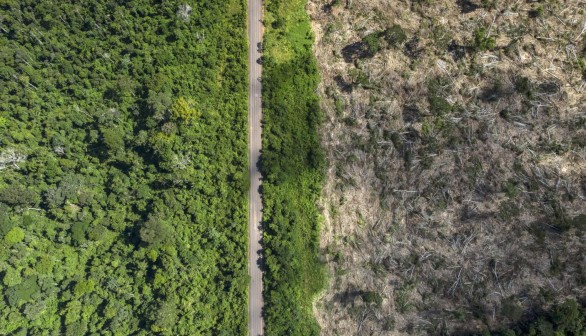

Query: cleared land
left=309, top=0, right=585, bottom=334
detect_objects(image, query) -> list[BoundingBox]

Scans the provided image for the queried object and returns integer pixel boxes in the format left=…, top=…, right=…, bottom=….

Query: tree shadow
left=334, top=75, right=353, bottom=93
left=341, top=41, right=369, bottom=63
left=456, top=0, right=480, bottom=13
left=448, top=41, right=469, bottom=61
left=402, top=104, right=421, bottom=124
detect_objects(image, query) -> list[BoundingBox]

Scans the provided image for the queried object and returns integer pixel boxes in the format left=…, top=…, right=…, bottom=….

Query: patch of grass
left=431, top=24, right=453, bottom=51
left=503, top=179, right=520, bottom=198
left=362, top=291, right=383, bottom=308
left=383, top=317, right=396, bottom=331
left=514, top=76, right=532, bottom=97
left=394, top=283, right=415, bottom=313
left=498, top=200, right=521, bottom=221
left=429, top=96, right=453, bottom=115
left=463, top=156, right=484, bottom=185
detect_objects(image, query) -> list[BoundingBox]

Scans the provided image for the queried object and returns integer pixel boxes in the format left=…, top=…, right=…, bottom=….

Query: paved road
left=248, top=0, right=264, bottom=335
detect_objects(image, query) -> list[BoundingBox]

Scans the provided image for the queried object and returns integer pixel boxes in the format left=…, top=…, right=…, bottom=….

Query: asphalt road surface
left=248, top=0, right=264, bottom=335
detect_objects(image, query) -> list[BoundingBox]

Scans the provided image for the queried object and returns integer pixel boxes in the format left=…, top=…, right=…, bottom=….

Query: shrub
left=383, top=25, right=407, bottom=47
left=429, top=96, right=453, bottom=115
left=363, top=32, right=382, bottom=55
left=362, top=291, right=383, bottom=308
left=551, top=299, right=583, bottom=334
left=473, top=27, right=496, bottom=51
left=514, top=76, right=532, bottom=97
left=501, top=299, right=524, bottom=322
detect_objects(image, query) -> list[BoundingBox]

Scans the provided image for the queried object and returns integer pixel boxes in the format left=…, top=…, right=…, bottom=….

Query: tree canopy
left=0, top=0, right=248, bottom=334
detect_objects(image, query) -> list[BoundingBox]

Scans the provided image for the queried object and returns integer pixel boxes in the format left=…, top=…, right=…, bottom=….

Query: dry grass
left=308, top=0, right=586, bottom=334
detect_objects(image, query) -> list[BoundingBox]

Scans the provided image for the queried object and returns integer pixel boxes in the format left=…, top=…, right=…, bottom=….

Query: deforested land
left=309, top=0, right=585, bottom=334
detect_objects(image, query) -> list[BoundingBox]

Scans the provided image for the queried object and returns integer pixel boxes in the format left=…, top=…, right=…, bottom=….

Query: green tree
left=4, top=227, right=25, bottom=245
left=170, top=97, right=199, bottom=122
left=552, top=299, right=583, bottom=334
left=150, top=299, right=179, bottom=333
left=3, top=267, right=22, bottom=287
left=102, top=128, right=125, bottom=153
left=140, top=215, right=172, bottom=246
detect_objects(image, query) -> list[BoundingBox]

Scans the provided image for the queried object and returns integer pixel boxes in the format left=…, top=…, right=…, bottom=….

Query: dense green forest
left=0, top=0, right=249, bottom=334
left=261, top=0, right=325, bottom=334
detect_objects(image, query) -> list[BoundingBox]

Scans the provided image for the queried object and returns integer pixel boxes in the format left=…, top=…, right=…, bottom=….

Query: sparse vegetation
left=308, top=0, right=586, bottom=334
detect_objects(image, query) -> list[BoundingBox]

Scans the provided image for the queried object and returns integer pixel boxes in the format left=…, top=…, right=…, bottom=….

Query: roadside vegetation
left=308, top=0, right=585, bottom=334
left=261, top=0, right=325, bottom=334
left=0, top=0, right=248, bottom=334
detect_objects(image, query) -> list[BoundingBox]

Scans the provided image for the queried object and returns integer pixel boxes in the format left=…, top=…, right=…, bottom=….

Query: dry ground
left=308, top=0, right=586, bottom=334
